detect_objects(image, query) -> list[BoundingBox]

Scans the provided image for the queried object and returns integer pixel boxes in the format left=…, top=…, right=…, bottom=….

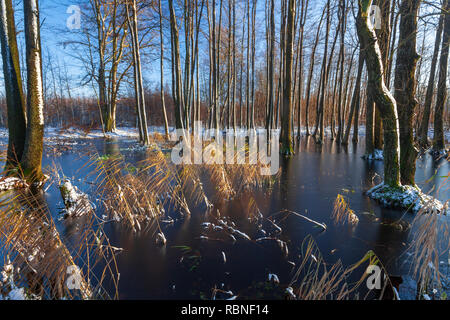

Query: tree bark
left=394, top=0, right=421, bottom=185
left=433, top=0, right=450, bottom=152
left=169, top=0, right=184, bottom=129
left=343, top=49, right=364, bottom=145
left=159, top=0, right=170, bottom=139
left=21, top=0, right=45, bottom=183
left=418, top=2, right=445, bottom=148
left=280, top=0, right=296, bottom=155
left=0, top=0, right=27, bottom=171
left=304, top=6, right=325, bottom=136
left=357, top=0, right=401, bottom=188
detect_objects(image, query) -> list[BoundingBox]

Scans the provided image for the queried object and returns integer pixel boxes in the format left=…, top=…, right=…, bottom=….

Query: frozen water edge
left=0, top=125, right=447, bottom=142
left=367, top=184, right=448, bottom=215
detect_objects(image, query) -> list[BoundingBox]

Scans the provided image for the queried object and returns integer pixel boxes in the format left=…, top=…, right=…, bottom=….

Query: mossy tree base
left=280, top=145, right=294, bottom=157
left=367, top=184, right=448, bottom=215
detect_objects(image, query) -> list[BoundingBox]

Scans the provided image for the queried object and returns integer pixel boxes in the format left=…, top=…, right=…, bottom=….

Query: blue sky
left=0, top=0, right=442, bottom=99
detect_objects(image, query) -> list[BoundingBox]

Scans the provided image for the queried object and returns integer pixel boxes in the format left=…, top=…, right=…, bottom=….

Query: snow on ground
left=0, top=177, right=28, bottom=191
left=367, top=184, right=448, bottom=215
left=365, top=149, right=384, bottom=160
left=0, top=125, right=448, bottom=142
left=59, top=179, right=94, bottom=219
left=0, top=262, right=40, bottom=300
left=45, top=127, right=139, bottom=140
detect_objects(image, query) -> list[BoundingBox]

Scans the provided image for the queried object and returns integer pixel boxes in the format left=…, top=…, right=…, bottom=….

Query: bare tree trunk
left=433, top=0, right=450, bottom=152
left=316, top=1, right=331, bottom=144
left=394, top=0, right=421, bottom=185
left=266, top=0, right=275, bottom=134
left=336, top=0, right=347, bottom=144
left=357, top=0, right=401, bottom=188
left=343, top=48, right=364, bottom=145
left=418, top=1, right=445, bottom=148
left=296, top=0, right=308, bottom=140
left=232, top=0, right=236, bottom=130
left=250, top=0, right=257, bottom=129
left=0, top=0, right=27, bottom=171
left=21, top=0, right=45, bottom=184
left=159, top=0, right=170, bottom=139
left=127, top=0, right=149, bottom=145
left=280, top=0, right=296, bottom=155
left=169, top=0, right=184, bottom=129
left=365, top=95, right=375, bottom=155
left=304, top=6, right=325, bottom=136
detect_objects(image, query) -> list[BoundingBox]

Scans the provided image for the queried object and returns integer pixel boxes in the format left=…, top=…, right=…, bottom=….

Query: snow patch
left=367, top=184, right=448, bottom=214
left=59, top=179, right=93, bottom=218
left=0, top=177, right=29, bottom=192
left=364, top=149, right=384, bottom=160
left=0, top=263, right=40, bottom=300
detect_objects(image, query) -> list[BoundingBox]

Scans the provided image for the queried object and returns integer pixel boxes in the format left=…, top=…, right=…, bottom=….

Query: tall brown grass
left=290, top=236, right=395, bottom=300
left=87, top=134, right=278, bottom=231
left=332, top=194, right=359, bottom=226
left=408, top=166, right=449, bottom=298
left=0, top=184, right=120, bottom=299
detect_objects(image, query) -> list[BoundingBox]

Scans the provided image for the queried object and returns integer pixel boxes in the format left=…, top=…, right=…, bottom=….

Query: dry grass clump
left=88, top=135, right=278, bottom=230
left=405, top=166, right=449, bottom=299
left=290, top=236, right=393, bottom=300
left=408, top=200, right=450, bottom=298
left=0, top=188, right=120, bottom=300
left=86, top=150, right=170, bottom=232
left=332, top=194, right=359, bottom=225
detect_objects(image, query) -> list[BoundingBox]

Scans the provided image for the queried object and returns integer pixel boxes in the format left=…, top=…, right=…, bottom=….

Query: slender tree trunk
left=280, top=0, right=296, bottom=155
left=266, top=0, right=275, bottom=134
left=373, top=0, right=391, bottom=151
left=304, top=7, right=325, bottom=136
left=394, top=0, right=421, bottom=185
left=365, top=95, right=375, bottom=155
left=159, top=0, right=170, bottom=139
left=343, top=49, right=364, bottom=145
left=296, top=0, right=308, bottom=140
left=433, top=0, right=450, bottom=152
left=21, top=0, right=45, bottom=184
left=127, top=0, right=149, bottom=145
left=357, top=0, right=401, bottom=188
left=418, top=1, right=445, bottom=148
left=316, top=1, right=331, bottom=143
left=169, top=0, right=184, bottom=129
left=336, top=0, right=347, bottom=144
left=0, top=0, right=27, bottom=171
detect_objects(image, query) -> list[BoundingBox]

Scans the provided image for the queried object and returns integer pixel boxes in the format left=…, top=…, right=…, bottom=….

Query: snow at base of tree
left=367, top=184, right=448, bottom=215
left=0, top=177, right=29, bottom=191
left=364, top=149, right=384, bottom=160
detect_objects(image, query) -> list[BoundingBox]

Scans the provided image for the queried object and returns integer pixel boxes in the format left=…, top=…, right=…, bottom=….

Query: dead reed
left=290, top=236, right=394, bottom=300
left=0, top=180, right=120, bottom=299
left=87, top=134, right=277, bottom=231
left=332, top=194, right=359, bottom=226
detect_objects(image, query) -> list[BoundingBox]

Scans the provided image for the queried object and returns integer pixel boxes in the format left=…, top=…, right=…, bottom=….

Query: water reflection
left=1, top=135, right=448, bottom=299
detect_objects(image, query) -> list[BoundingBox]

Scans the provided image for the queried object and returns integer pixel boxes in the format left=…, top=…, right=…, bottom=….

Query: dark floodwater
left=3, top=135, right=450, bottom=299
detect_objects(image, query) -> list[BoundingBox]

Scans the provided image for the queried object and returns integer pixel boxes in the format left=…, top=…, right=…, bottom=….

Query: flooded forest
left=0, top=0, right=449, bottom=301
